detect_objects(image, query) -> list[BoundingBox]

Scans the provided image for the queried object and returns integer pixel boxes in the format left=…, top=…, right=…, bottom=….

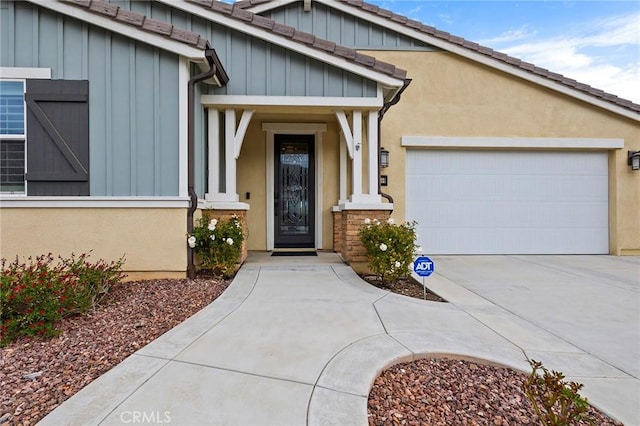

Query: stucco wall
left=0, top=208, right=187, bottom=277
left=366, top=50, right=640, bottom=255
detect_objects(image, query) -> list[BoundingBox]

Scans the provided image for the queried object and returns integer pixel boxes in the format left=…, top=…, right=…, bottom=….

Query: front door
left=274, top=134, right=315, bottom=248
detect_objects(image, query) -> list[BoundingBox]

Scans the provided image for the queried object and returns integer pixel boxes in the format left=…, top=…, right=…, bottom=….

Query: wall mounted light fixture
left=629, top=151, right=640, bottom=171
left=380, top=147, right=389, bottom=168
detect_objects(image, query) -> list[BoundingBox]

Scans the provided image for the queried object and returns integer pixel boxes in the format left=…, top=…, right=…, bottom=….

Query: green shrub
left=358, top=218, right=419, bottom=285
left=1, top=253, right=125, bottom=346
left=523, top=359, right=594, bottom=425
left=188, top=214, right=245, bottom=278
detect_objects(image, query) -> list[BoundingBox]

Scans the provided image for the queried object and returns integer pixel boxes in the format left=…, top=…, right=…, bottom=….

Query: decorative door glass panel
left=274, top=135, right=315, bottom=248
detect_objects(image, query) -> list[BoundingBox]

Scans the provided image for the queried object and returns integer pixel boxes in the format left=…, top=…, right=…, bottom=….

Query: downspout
left=187, top=49, right=218, bottom=279
left=378, top=78, right=412, bottom=204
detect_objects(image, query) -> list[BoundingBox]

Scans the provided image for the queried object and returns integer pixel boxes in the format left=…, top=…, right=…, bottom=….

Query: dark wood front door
left=274, top=134, right=315, bottom=248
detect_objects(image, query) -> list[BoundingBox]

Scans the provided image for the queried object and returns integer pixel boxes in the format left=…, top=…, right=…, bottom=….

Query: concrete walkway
left=40, top=253, right=639, bottom=426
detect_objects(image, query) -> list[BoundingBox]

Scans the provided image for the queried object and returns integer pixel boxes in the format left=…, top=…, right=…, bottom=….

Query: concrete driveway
left=40, top=253, right=639, bottom=426
left=423, top=255, right=640, bottom=424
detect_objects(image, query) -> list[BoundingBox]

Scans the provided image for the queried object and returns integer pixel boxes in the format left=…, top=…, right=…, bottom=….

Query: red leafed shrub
left=1, top=253, right=125, bottom=346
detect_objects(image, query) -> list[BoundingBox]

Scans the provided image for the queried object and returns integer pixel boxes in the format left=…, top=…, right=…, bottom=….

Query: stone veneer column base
left=339, top=208, right=392, bottom=274
left=332, top=208, right=343, bottom=254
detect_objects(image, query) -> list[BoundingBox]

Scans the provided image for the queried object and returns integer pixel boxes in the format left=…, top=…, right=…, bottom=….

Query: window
left=0, top=80, right=25, bottom=193
left=0, top=76, right=89, bottom=196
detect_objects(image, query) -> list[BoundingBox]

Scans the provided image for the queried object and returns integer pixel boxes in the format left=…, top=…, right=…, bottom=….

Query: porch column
left=224, top=108, right=239, bottom=202
left=205, top=108, right=253, bottom=204
left=367, top=110, right=380, bottom=198
left=336, top=110, right=383, bottom=205
left=206, top=108, right=221, bottom=198
left=351, top=110, right=363, bottom=200
left=339, top=132, right=348, bottom=204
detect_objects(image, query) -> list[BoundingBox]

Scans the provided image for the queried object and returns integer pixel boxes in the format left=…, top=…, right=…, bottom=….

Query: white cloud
left=488, top=12, right=640, bottom=103
left=480, top=26, right=537, bottom=44
left=438, top=13, right=454, bottom=25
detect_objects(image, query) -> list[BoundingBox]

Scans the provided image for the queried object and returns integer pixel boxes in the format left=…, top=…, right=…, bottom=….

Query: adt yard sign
left=414, top=256, right=434, bottom=277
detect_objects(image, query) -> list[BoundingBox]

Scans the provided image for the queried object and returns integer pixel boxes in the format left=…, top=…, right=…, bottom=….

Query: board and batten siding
left=116, top=0, right=378, bottom=98
left=0, top=1, right=181, bottom=197
left=262, top=2, right=437, bottom=51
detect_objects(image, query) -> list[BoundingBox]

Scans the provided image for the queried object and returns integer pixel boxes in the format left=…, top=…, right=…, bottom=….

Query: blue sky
left=368, top=1, right=640, bottom=103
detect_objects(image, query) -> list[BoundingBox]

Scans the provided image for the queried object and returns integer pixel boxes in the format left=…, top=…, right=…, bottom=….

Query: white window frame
left=0, top=68, right=51, bottom=197
left=0, top=78, right=27, bottom=195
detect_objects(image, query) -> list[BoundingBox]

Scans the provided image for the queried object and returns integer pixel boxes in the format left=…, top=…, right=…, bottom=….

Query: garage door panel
left=407, top=150, right=608, bottom=176
left=406, top=150, right=609, bottom=254
left=409, top=201, right=608, bottom=228
left=410, top=175, right=607, bottom=202
left=418, top=227, right=608, bottom=255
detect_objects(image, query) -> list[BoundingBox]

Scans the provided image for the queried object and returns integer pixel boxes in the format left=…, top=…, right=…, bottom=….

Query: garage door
left=406, top=150, right=609, bottom=254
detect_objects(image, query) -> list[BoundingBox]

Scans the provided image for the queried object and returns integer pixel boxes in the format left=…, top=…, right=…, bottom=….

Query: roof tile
left=89, top=1, right=118, bottom=17
left=334, top=45, right=357, bottom=60
left=419, top=24, right=436, bottom=35
left=234, top=0, right=253, bottom=8
left=170, top=27, right=201, bottom=46
left=61, top=0, right=228, bottom=84
left=377, top=8, right=392, bottom=18
left=292, top=30, right=316, bottom=45
left=210, top=1, right=233, bottom=15
left=272, top=22, right=295, bottom=38
left=354, top=52, right=375, bottom=67
left=115, top=9, right=145, bottom=27
left=390, top=14, right=407, bottom=24
left=462, top=40, right=480, bottom=50
left=252, top=14, right=275, bottom=30
left=392, top=68, right=407, bottom=79
left=189, top=0, right=213, bottom=8
left=361, top=3, right=379, bottom=13
left=313, top=38, right=336, bottom=53
left=231, top=7, right=254, bottom=22
left=448, top=35, right=464, bottom=45
left=405, top=19, right=422, bottom=30
left=337, top=0, right=639, bottom=113
left=373, top=60, right=395, bottom=75
left=142, top=17, right=173, bottom=36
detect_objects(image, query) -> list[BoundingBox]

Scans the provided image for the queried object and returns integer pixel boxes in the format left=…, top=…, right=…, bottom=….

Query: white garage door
left=406, top=150, right=609, bottom=254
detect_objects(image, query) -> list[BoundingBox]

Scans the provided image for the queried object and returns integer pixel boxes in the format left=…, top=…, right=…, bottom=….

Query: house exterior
left=1, top=0, right=638, bottom=279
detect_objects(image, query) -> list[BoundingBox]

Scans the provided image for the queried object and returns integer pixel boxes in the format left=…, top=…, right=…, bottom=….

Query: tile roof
left=238, top=0, right=639, bottom=114
left=185, top=0, right=408, bottom=81
left=62, top=0, right=211, bottom=50
left=337, top=0, right=639, bottom=114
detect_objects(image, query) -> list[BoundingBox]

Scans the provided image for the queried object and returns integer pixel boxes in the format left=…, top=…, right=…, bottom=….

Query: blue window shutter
left=25, top=79, right=89, bottom=196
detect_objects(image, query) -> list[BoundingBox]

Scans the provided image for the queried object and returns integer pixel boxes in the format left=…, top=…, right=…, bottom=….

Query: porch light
left=380, top=147, right=390, bottom=168
left=629, top=151, right=640, bottom=171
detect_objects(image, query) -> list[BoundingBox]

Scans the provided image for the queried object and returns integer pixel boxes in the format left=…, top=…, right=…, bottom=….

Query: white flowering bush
left=188, top=214, right=244, bottom=278
left=358, top=217, right=418, bottom=285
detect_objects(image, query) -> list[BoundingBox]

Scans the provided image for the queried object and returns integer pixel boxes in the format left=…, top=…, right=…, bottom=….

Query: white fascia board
left=401, top=136, right=625, bottom=150
left=201, top=94, right=383, bottom=108
left=319, top=0, right=640, bottom=122
left=154, top=0, right=404, bottom=88
left=247, top=0, right=298, bottom=14
left=0, top=197, right=190, bottom=208
left=26, top=0, right=206, bottom=61
left=0, top=67, right=51, bottom=79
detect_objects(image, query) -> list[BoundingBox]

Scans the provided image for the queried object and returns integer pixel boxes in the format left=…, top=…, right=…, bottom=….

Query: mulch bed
left=360, top=274, right=621, bottom=425
left=361, top=275, right=447, bottom=302
left=0, top=278, right=229, bottom=426
left=368, top=357, right=622, bottom=426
